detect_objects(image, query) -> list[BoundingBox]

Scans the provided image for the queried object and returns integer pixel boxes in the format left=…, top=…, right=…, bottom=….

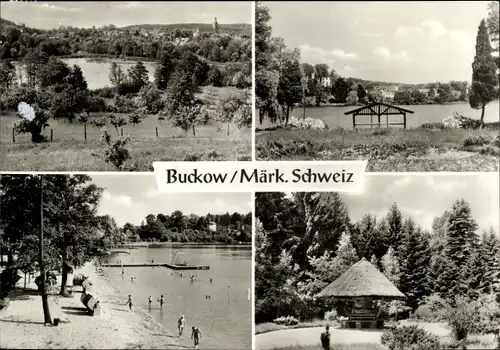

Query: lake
left=258, top=100, right=500, bottom=129
left=103, top=244, right=252, bottom=350
left=13, top=58, right=157, bottom=90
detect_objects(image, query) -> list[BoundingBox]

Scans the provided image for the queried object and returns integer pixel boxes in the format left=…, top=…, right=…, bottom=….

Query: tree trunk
left=24, top=272, right=27, bottom=289
left=259, top=108, right=263, bottom=125
left=480, top=104, right=485, bottom=129
left=115, top=127, right=119, bottom=136
left=303, top=101, right=306, bottom=121
left=285, top=105, right=290, bottom=127
left=7, top=252, right=13, bottom=266
left=192, top=125, right=196, bottom=137
left=227, top=122, right=230, bottom=136
left=60, top=261, right=68, bottom=295
left=39, top=177, right=52, bottom=325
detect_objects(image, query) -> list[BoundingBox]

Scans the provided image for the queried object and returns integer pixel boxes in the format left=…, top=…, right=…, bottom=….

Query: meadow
left=255, top=124, right=500, bottom=172
left=0, top=85, right=251, bottom=171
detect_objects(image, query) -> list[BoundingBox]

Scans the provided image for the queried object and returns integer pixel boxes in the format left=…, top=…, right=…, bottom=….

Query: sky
left=0, top=1, right=251, bottom=29
left=340, top=173, right=500, bottom=233
left=264, top=1, right=492, bottom=83
left=90, top=174, right=252, bottom=226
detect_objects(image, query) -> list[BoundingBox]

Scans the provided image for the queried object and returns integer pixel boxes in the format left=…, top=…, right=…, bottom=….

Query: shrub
left=288, top=116, right=329, bottom=130
left=102, top=131, right=131, bottom=171
left=463, top=135, right=493, bottom=147
left=420, top=122, right=445, bottom=129
left=92, top=86, right=115, bottom=98
left=14, top=102, right=50, bottom=143
left=446, top=296, right=482, bottom=342
left=77, top=112, right=89, bottom=124
left=108, top=115, right=127, bottom=135
left=491, top=134, right=500, bottom=147
left=324, top=309, right=338, bottom=321
left=380, top=325, right=442, bottom=350
left=183, top=152, right=203, bottom=161
left=87, top=95, right=107, bottom=112
left=273, top=316, right=299, bottom=326
left=89, top=117, right=107, bottom=129
left=129, top=113, right=145, bottom=127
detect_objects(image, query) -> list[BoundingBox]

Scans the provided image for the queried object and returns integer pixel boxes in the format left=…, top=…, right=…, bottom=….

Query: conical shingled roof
left=315, top=257, right=406, bottom=299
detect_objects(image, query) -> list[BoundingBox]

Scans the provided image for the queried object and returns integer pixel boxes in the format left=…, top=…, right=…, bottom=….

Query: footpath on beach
left=0, top=262, right=182, bottom=349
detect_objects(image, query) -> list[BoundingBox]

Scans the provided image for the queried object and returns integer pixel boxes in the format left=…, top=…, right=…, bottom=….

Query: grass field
left=269, top=344, right=384, bottom=350
left=0, top=86, right=251, bottom=171
left=255, top=125, right=500, bottom=172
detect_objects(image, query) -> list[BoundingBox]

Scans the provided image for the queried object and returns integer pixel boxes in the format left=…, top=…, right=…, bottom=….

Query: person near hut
left=191, top=326, right=202, bottom=348
left=320, top=325, right=330, bottom=350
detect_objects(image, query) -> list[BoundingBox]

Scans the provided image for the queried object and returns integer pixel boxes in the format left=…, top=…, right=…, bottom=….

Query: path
left=256, top=322, right=452, bottom=350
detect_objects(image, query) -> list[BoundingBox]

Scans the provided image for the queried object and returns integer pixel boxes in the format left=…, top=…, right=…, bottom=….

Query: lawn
left=0, top=86, right=251, bottom=171
left=255, top=125, right=500, bottom=171
left=269, top=344, right=384, bottom=350
left=256, top=320, right=338, bottom=335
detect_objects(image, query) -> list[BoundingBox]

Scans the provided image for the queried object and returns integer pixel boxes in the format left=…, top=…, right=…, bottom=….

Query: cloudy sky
left=264, top=1, right=491, bottom=83
left=0, top=1, right=251, bottom=29
left=340, top=173, right=499, bottom=234
left=90, top=174, right=252, bottom=226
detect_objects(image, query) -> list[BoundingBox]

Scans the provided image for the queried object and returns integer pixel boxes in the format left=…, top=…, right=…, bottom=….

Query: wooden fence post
left=50, top=129, right=53, bottom=141
left=84, top=124, right=87, bottom=140
left=156, top=126, right=158, bottom=137
left=12, top=126, right=15, bottom=143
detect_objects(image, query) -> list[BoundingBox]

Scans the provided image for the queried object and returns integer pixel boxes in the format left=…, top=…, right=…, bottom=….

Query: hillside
left=122, top=23, right=252, bottom=36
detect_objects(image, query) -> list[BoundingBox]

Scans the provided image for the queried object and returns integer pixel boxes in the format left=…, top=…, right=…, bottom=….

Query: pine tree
left=481, top=229, right=500, bottom=295
left=381, top=246, right=401, bottom=288
left=469, top=19, right=498, bottom=126
left=440, top=199, right=479, bottom=299
left=399, top=219, right=431, bottom=309
left=386, top=203, right=405, bottom=260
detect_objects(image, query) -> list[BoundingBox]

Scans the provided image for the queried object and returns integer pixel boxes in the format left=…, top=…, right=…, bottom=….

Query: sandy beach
left=0, top=262, right=182, bottom=349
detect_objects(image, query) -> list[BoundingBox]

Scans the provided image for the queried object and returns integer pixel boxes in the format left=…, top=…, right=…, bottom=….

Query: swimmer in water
left=180, top=272, right=183, bottom=278
left=191, top=326, right=202, bottom=349
left=178, top=315, right=185, bottom=336
left=209, top=278, right=212, bottom=283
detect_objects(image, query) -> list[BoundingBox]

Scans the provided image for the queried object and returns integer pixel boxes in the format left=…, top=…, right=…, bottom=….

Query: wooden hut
left=316, top=257, right=405, bottom=329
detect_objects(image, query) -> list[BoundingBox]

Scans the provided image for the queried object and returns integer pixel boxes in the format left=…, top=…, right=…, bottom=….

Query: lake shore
left=256, top=125, right=500, bottom=171
left=0, top=262, right=181, bottom=349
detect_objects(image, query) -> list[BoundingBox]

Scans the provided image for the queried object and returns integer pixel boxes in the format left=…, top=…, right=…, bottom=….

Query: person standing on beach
left=191, top=326, right=202, bottom=349
left=158, top=295, right=164, bottom=308
left=125, top=295, right=134, bottom=312
left=178, top=315, right=185, bottom=336
left=148, top=295, right=152, bottom=309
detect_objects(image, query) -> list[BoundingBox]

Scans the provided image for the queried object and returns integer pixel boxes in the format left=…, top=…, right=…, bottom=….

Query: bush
left=87, top=95, right=107, bottom=112
left=413, top=294, right=449, bottom=322
left=463, top=135, right=493, bottom=147
left=324, top=309, right=338, bottom=321
left=288, top=116, right=329, bottom=130
left=102, top=131, right=131, bottom=171
left=446, top=296, right=482, bottom=342
left=273, top=316, right=299, bottom=326
left=92, top=86, right=115, bottom=98
left=420, top=122, right=445, bottom=129
left=380, top=325, right=442, bottom=350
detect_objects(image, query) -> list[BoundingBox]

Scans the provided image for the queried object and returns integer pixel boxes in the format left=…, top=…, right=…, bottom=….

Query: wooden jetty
left=101, top=263, right=210, bottom=270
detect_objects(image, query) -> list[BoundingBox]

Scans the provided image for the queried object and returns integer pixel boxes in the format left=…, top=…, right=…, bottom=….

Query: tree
left=438, top=199, right=479, bottom=300
left=469, top=19, right=498, bottom=126
left=0, top=61, right=16, bottom=92
left=14, top=102, right=50, bottom=143
left=399, top=220, right=431, bottom=309
left=154, top=47, right=175, bottom=90
left=314, top=64, right=329, bottom=80
left=357, top=84, right=367, bottom=103
left=386, top=203, right=405, bottom=260
left=277, top=49, right=303, bottom=125
left=164, top=71, right=208, bottom=136
left=109, top=62, right=126, bottom=88
left=381, top=247, right=401, bottom=288
left=346, top=90, right=359, bottom=106
left=216, top=90, right=252, bottom=135
left=487, top=1, right=499, bottom=53
left=334, top=77, right=349, bottom=103
left=436, top=83, right=453, bottom=104
left=128, top=61, right=149, bottom=89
